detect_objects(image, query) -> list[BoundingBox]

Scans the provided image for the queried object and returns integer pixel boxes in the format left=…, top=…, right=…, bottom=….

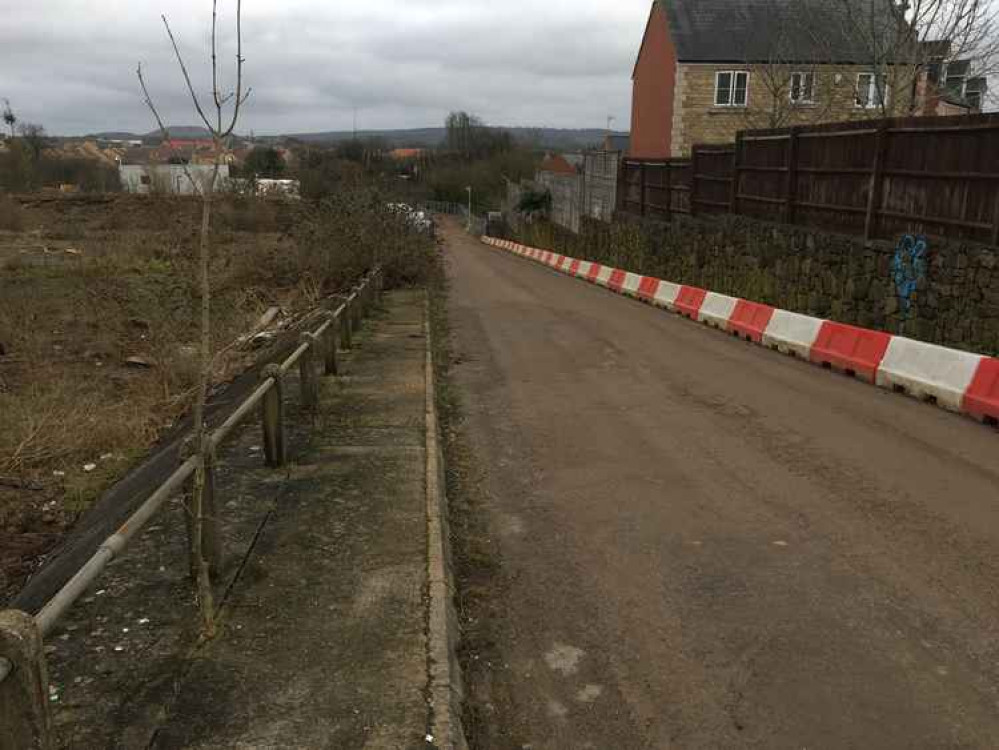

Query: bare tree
left=137, top=0, right=249, bottom=638
left=829, top=0, right=999, bottom=116
left=740, top=0, right=841, bottom=129
left=17, top=123, right=48, bottom=162
left=2, top=99, right=15, bottom=139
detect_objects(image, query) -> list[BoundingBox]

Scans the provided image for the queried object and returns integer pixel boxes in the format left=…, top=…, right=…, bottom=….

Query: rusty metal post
left=0, top=610, right=53, bottom=750
left=299, top=333, right=319, bottom=411
left=260, top=364, right=286, bottom=467
left=180, top=438, right=222, bottom=580
left=323, top=313, right=339, bottom=376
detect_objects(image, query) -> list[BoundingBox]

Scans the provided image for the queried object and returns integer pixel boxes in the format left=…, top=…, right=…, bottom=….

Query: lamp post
left=465, top=185, right=472, bottom=231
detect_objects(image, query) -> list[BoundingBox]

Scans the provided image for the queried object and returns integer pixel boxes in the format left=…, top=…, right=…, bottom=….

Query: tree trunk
left=190, top=154, right=221, bottom=639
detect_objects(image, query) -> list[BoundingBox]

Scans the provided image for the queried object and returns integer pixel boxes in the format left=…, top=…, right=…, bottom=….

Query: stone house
left=536, top=154, right=584, bottom=233
left=628, top=0, right=961, bottom=159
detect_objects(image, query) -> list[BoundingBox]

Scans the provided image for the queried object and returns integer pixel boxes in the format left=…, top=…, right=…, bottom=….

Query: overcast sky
left=0, top=1, right=648, bottom=136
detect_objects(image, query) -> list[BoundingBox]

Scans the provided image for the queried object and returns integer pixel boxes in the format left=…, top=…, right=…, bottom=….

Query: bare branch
left=220, top=0, right=247, bottom=138
left=136, top=62, right=205, bottom=198
left=161, top=14, right=216, bottom=133
left=211, top=0, right=221, bottom=120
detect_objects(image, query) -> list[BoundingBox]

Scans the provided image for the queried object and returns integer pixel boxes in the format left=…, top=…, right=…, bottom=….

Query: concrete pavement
left=440, top=220, right=999, bottom=749
left=43, top=289, right=455, bottom=750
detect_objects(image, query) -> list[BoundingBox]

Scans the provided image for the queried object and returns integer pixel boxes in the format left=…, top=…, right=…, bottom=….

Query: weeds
left=0, top=195, right=25, bottom=231
left=292, top=186, right=435, bottom=292
left=0, top=190, right=435, bottom=600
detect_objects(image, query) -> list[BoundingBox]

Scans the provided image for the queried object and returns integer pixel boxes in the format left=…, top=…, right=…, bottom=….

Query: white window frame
left=789, top=71, right=815, bottom=104
left=855, top=72, right=888, bottom=109
left=714, top=71, right=749, bottom=107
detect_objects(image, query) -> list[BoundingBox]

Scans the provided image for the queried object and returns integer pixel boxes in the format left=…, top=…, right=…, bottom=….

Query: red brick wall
left=629, top=3, right=676, bottom=159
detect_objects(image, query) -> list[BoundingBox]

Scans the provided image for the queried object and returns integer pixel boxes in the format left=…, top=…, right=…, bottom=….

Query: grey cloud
left=0, top=0, right=647, bottom=135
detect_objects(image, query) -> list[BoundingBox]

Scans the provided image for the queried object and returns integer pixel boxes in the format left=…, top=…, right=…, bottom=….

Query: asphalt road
left=441, top=220, right=999, bottom=750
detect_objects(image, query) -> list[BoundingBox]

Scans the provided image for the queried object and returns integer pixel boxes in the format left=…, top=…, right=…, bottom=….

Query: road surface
left=440, top=220, right=999, bottom=750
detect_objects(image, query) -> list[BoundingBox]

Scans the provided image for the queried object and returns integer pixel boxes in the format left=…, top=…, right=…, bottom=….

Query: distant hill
left=80, top=125, right=627, bottom=151
left=143, top=126, right=213, bottom=139
left=87, top=131, right=143, bottom=140
left=274, top=127, right=628, bottom=151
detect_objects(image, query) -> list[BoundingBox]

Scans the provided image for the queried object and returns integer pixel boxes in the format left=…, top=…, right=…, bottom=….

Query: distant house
left=603, top=134, right=630, bottom=153
left=536, top=154, right=583, bottom=232
left=582, top=150, right=621, bottom=223
left=915, top=43, right=987, bottom=116
left=120, top=164, right=230, bottom=195
left=629, top=0, right=927, bottom=158
left=388, top=148, right=426, bottom=160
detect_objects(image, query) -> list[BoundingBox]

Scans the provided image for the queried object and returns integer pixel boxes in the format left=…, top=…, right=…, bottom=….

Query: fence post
left=341, top=298, right=353, bottom=351
left=690, top=145, right=700, bottom=216
left=323, top=312, right=339, bottom=376
left=730, top=132, right=742, bottom=214
left=355, top=290, right=363, bottom=328
left=864, top=123, right=889, bottom=242
left=665, top=161, right=672, bottom=222
left=363, top=277, right=373, bottom=314
left=991, top=185, right=999, bottom=246
left=299, top=333, right=319, bottom=412
left=616, top=159, right=626, bottom=214
left=785, top=127, right=800, bottom=225
left=180, top=438, right=222, bottom=580
left=639, top=162, right=647, bottom=217
left=0, top=610, right=53, bottom=750
left=260, top=364, right=286, bottom=468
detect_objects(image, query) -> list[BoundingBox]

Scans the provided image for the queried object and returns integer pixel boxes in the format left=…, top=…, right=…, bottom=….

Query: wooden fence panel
left=616, top=112, right=999, bottom=247
left=692, top=148, right=734, bottom=214
left=669, top=160, right=692, bottom=214
left=738, top=134, right=789, bottom=223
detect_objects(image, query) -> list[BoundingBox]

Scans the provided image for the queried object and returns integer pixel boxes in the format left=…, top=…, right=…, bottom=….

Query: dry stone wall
left=513, top=213, right=999, bottom=356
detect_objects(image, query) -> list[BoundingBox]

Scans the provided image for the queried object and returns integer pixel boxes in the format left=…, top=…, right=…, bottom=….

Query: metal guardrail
left=0, top=268, right=384, bottom=750
left=415, top=200, right=463, bottom=216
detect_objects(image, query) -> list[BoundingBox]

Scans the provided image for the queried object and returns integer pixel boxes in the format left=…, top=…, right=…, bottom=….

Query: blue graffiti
left=891, top=234, right=928, bottom=315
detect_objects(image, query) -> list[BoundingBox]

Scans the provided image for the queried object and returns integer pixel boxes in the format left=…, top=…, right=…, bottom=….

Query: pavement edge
left=424, top=298, right=469, bottom=750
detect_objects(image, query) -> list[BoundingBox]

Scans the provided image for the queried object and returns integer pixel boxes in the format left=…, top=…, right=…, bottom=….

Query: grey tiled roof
left=659, top=0, right=909, bottom=64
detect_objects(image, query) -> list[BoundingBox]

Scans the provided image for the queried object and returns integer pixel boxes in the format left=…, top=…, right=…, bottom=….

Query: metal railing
left=416, top=200, right=463, bottom=216
left=0, top=268, right=384, bottom=750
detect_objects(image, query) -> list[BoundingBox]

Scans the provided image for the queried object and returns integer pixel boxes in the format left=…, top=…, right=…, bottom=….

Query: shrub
left=0, top=194, right=24, bottom=231
left=292, top=187, right=434, bottom=291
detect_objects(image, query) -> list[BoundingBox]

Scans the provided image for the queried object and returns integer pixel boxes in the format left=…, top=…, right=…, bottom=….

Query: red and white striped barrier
left=481, top=236, right=999, bottom=426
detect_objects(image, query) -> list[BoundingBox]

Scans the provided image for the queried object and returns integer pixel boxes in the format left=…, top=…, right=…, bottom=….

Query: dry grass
left=0, top=191, right=434, bottom=600
left=0, top=194, right=25, bottom=231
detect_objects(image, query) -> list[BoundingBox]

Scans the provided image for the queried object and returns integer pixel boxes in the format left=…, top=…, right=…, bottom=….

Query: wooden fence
left=619, top=112, right=999, bottom=245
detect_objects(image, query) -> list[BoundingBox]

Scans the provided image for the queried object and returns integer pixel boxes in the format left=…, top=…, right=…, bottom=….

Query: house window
left=790, top=72, right=815, bottom=103
left=856, top=73, right=888, bottom=109
left=945, top=74, right=966, bottom=97
left=964, top=79, right=985, bottom=110
left=715, top=71, right=749, bottom=107
left=140, top=175, right=151, bottom=185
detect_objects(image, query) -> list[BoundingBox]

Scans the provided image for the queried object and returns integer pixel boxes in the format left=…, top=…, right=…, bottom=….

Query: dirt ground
left=41, top=289, right=432, bottom=750
left=438, top=220, right=999, bottom=749
left=0, top=194, right=315, bottom=604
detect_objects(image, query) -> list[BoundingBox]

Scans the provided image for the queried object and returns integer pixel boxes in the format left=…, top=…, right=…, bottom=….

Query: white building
left=119, top=164, right=230, bottom=195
